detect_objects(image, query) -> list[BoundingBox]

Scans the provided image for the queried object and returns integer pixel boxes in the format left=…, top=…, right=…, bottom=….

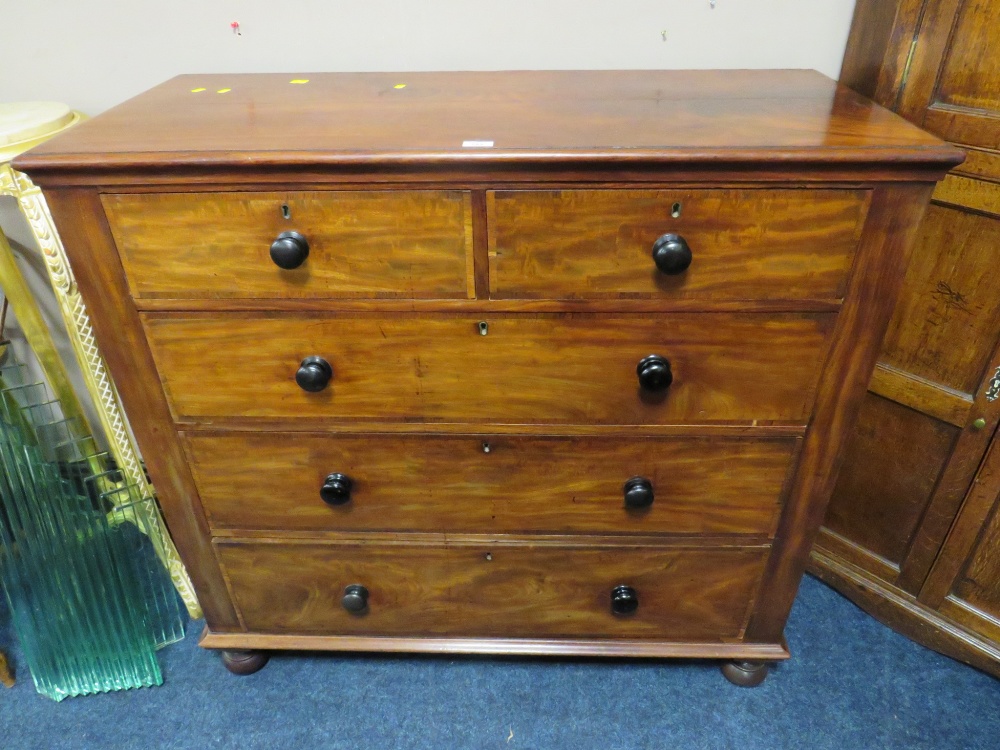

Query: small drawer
left=143, top=312, right=835, bottom=425
left=488, top=189, right=869, bottom=301
left=186, top=433, right=798, bottom=536
left=102, top=190, right=474, bottom=300
left=216, top=540, right=768, bottom=639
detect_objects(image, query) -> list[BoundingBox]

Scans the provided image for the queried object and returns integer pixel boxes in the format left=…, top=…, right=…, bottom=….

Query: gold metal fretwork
left=0, top=162, right=201, bottom=618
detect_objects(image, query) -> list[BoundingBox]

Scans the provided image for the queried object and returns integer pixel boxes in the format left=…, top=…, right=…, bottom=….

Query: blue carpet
left=2, top=574, right=998, bottom=749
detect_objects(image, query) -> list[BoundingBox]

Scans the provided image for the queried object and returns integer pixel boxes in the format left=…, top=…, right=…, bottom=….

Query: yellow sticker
left=290, top=79, right=309, bottom=84
left=393, top=84, right=406, bottom=89
left=190, top=87, right=206, bottom=93
left=216, top=88, right=232, bottom=94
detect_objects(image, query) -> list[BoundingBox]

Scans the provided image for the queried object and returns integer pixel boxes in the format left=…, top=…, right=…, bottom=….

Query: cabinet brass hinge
left=893, top=0, right=928, bottom=113
left=986, top=366, right=1000, bottom=402
left=902, top=38, right=919, bottom=86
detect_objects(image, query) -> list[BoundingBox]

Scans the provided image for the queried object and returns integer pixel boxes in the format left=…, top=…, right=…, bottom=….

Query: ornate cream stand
left=0, top=102, right=200, bottom=618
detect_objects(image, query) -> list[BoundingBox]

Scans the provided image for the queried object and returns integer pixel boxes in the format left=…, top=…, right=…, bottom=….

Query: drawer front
left=187, top=433, right=797, bottom=536
left=488, top=189, right=868, bottom=300
left=217, top=541, right=767, bottom=639
left=144, top=313, right=834, bottom=424
left=102, top=191, right=473, bottom=300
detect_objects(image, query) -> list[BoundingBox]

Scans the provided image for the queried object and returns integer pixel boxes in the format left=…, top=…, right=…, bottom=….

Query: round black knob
left=636, top=355, right=672, bottom=391
left=651, top=233, right=692, bottom=275
left=295, top=356, right=333, bottom=392
left=270, top=231, right=310, bottom=270
left=611, top=585, right=639, bottom=615
left=320, top=473, right=353, bottom=505
left=341, top=584, right=369, bottom=614
left=623, top=477, right=654, bottom=509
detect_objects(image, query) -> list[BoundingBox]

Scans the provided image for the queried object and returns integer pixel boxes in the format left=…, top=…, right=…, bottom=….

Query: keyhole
left=671, top=202, right=682, bottom=219
left=281, top=204, right=291, bottom=220
left=485, top=553, right=493, bottom=561
left=478, top=321, right=489, bottom=336
left=482, top=441, right=491, bottom=453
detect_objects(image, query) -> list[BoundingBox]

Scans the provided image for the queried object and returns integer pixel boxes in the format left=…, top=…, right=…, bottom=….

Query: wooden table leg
left=0, top=649, right=14, bottom=687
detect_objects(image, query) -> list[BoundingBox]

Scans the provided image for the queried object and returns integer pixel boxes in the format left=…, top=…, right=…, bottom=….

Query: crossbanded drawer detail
left=102, top=190, right=474, bottom=300
left=488, top=188, right=869, bottom=301
left=143, top=313, right=835, bottom=425
left=216, top=540, right=768, bottom=640
left=186, top=432, right=798, bottom=536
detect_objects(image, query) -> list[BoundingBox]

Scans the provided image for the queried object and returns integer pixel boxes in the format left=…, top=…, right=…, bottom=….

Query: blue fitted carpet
left=2, top=574, right=998, bottom=749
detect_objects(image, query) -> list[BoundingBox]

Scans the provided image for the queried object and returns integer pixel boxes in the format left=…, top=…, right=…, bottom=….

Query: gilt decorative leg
left=220, top=650, right=270, bottom=676
left=721, top=660, right=770, bottom=687
left=0, top=163, right=201, bottom=620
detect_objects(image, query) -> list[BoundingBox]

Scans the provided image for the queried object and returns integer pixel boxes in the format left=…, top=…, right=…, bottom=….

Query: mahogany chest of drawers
left=16, top=70, right=961, bottom=685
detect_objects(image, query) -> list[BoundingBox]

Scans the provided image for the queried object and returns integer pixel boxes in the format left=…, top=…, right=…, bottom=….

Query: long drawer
left=488, top=189, right=869, bottom=300
left=216, top=540, right=768, bottom=639
left=143, top=313, right=835, bottom=424
left=103, top=190, right=474, bottom=300
left=186, top=433, right=798, bottom=536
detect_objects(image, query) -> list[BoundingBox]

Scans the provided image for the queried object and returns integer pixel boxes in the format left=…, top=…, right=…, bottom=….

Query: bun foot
left=721, top=660, right=769, bottom=687
left=221, top=650, right=270, bottom=676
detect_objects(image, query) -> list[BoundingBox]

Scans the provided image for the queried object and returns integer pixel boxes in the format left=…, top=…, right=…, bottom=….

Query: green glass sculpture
left=0, top=361, right=185, bottom=701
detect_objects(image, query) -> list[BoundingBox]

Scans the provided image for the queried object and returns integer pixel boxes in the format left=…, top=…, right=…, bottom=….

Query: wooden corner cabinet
left=13, top=70, right=960, bottom=686
left=811, top=0, right=1000, bottom=679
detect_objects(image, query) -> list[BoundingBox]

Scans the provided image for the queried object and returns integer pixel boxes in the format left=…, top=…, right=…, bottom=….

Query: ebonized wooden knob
left=651, top=233, right=692, bottom=275
left=320, top=473, right=353, bottom=505
left=296, top=356, right=332, bottom=392
left=270, top=230, right=310, bottom=269
left=623, top=477, right=654, bottom=509
left=342, top=584, right=369, bottom=613
left=611, top=585, right=639, bottom=615
left=636, top=355, right=672, bottom=391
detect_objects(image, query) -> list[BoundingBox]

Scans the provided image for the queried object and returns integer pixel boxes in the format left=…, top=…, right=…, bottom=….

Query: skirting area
left=2, top=575, right=998, bottom=749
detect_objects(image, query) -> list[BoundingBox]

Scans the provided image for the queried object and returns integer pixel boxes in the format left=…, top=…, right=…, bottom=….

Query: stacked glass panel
left=0, top=361, right=185, bottom=700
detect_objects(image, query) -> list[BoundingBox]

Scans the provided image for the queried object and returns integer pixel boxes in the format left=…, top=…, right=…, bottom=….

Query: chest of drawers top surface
left=14, top=70, right=961, bottom=679
left=16, top=69, right=960, bottom=181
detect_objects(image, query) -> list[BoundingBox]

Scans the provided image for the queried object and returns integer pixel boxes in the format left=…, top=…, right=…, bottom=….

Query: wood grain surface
left=16, top=68, right=957, bottom=663
left=904, top=0, right=1000, bottom=151
left=838, top=0, right=920, bottom=106
left=823, top=393, right=958, bottom=566
left=103, top=190, right=473, bottom=299
left=746, top=184, right=935, bottom=641
left=15, top=71, right=960, bottom=182
left=216, top=540, right=768, bottom=639
left=142, top=312, right=835, bottom=425
left=199, top=629, right=791, bottom=660
left=40, top=190, right=241, bottom=628
left=812, top=0, right=1000, bottom=677
left=488, top=189, right=868, bottom=301
left=922, top=435, right=1000, bottom=611
left=880, top=203, right=1000, bottom=395
left=185, top=432, right=798, bottom=536
left=867, top=363, right=973, bottom=428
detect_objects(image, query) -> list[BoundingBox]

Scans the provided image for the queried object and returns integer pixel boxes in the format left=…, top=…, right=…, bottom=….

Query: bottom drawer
left=217, top=541, right=768, bottom=640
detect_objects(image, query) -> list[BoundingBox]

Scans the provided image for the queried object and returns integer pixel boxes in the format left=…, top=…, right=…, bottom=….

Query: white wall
left=3, top=1, right=856, bottom=116
left=0, top=0, right=857, bottom=443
